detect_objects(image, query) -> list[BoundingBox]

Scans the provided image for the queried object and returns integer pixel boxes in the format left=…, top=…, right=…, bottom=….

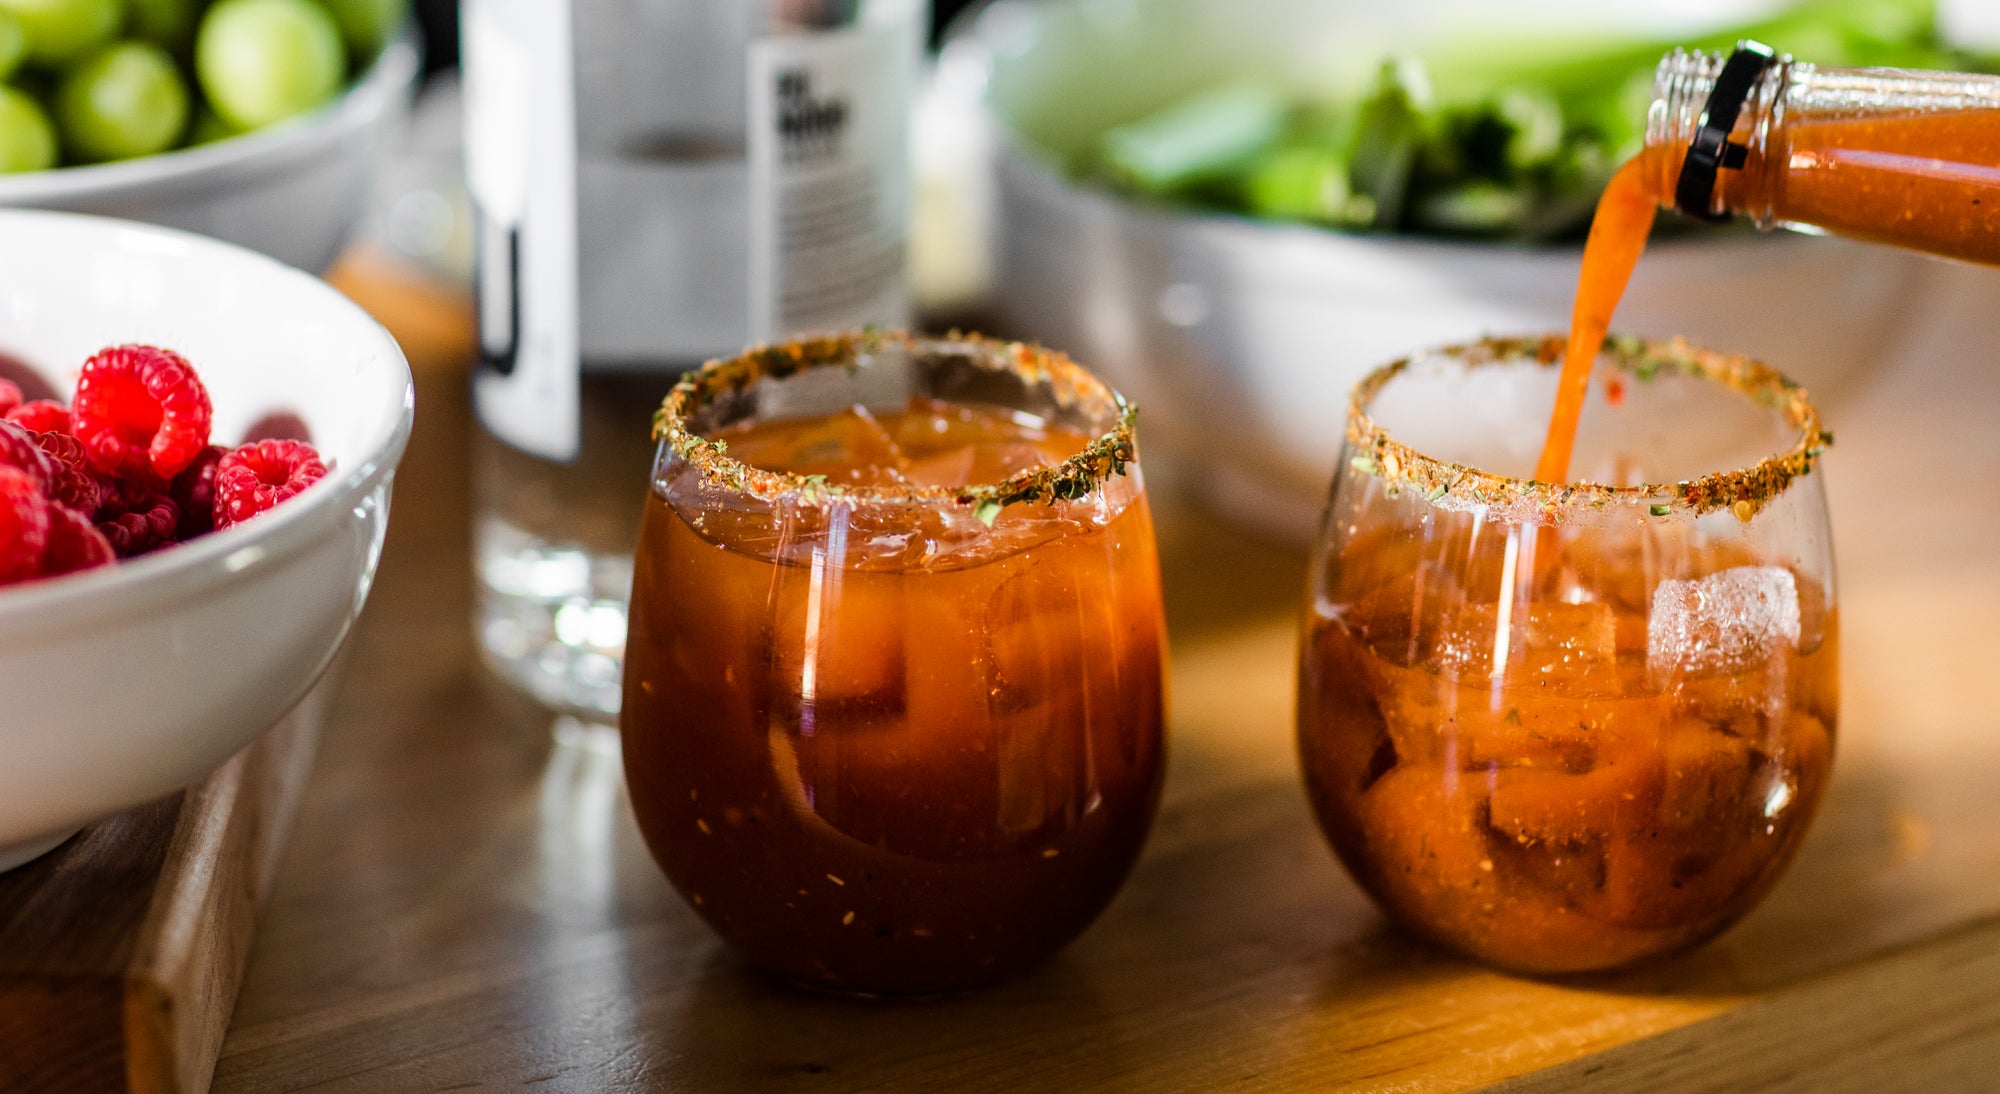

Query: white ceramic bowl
left=0, top=34, right=420, bottom=273
left=952, top=0, right=1935, bottom=536
left=0, top=209, right=414, bottom=871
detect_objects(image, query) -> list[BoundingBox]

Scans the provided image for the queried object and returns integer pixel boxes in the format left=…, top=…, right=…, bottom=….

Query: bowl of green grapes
left=0, top=0, right=417, bottom=271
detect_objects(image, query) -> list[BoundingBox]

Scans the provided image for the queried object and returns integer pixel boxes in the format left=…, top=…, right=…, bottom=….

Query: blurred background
left=8, top=0, right=1993, bottom=542
left=394, top=0, right=1998, bottom=535
left=403, top=0, right=983, bottom=63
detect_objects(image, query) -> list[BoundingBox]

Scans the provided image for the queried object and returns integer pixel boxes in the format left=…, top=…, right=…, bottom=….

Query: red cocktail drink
left=623, top=333, right=1166, bottom=994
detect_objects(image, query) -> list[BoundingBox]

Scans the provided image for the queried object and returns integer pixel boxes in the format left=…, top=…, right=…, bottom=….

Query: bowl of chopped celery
left=951, top=0, right=1963, bottom=535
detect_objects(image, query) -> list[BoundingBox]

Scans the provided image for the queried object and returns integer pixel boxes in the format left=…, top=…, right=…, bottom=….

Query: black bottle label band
left=1675, top=41, right=1778, bottom=222
left=473, top=206, right=520, bottom=379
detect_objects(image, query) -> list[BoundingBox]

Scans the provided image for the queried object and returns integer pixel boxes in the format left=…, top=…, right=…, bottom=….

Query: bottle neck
left=1645, top=47, right=2000, bottom=258
left=1644, top=48, right=1789, bottom=226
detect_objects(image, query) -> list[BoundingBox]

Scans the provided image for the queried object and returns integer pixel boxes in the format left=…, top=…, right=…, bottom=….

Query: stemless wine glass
left=1298, top=334, right=1837, bottom=974
left=622, top=331, right=1167, bottom=994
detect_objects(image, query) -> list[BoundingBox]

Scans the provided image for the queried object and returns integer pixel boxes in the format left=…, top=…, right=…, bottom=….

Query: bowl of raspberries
left=0, top=207, right=411, bottom=870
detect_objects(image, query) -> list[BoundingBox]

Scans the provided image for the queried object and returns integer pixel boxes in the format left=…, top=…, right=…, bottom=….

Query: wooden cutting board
left=0, top=679, right=329, bottom=1093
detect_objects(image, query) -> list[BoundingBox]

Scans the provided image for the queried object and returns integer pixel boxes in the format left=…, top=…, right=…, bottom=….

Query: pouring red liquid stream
left=1537, top=56, right=2000, bottom=484
left=1533, top=158, right=1657, bottom=483
left=1313, top=45, right=2000, bottom=976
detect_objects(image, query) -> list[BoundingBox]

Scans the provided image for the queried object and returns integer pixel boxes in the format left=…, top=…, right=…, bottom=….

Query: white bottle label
left=465, top=4, right=916, bottom=461
left=462, top=0, right=581, bottom=462
left=746, top=19, right=918, bottom=341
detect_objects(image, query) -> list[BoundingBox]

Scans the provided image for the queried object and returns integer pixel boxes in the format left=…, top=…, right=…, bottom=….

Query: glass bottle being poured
left=1539, top=40, right=2000, bottom=483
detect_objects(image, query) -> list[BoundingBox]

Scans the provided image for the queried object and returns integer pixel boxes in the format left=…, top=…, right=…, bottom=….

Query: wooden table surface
left=211, top=254, right=2000, bottom=1091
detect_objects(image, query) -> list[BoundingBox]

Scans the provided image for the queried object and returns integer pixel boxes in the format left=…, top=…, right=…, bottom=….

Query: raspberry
left=41, top=503, right=113, bottom=577
left=0, top=419, right=57, bottom=495
left=96, top=478, right=179, bottom=557
left=8, top=400, right=71, bottom=435
left=0, top=466, right=48, bottom=583
left=89, top=474, right=119, bottom=517
left=214, top=439, right=326, bottom=529
left=72, top=345, right=213, bottom=480
left=33, top=431, right=101, bottom=514
left=170, top=444, right=227, bottom=540
left=0, top=379, right=20, bottom=416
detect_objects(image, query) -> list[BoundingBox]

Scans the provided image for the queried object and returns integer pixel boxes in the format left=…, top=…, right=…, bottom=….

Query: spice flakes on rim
left=1344, top=333, right=1830, bottom=524
left=654, top=329, right=1138, bottom=523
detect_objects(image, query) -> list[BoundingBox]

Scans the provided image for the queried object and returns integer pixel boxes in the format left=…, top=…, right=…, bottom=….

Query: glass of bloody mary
left=1298, top=334, right=1836, bottom=974
left=622, top=330, right=1167, bottom=994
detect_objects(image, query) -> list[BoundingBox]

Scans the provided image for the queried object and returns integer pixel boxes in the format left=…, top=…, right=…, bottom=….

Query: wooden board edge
left=1483, top=913, right=2000, bottom=1093
left=120, top=681, right=331, bottom=1094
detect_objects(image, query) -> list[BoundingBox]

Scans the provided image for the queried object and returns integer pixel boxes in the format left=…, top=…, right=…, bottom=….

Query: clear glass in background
left=463, top=0, right=922, bottom=724
left=474, top=375, right=662, bottom=719
left=622, top=332, right=1167, bottom=994
left=1297, top=335, right=1836, bottom=974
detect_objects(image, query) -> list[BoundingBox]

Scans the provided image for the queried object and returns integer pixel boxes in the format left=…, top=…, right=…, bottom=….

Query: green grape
left=128, top=0, right=203, bottom=53
left=0, top=0, right=122, bottom=69
left=196, top=0, right=347, bottom=131
left=0, top=83, right=56, bottom=171
left=0, top=9, right=25, bottom=81
left=186, top=105, right=237, bottom=144
left=55, top=41, right=190, bottom=162
left=317, top=0, right=405, bottom=63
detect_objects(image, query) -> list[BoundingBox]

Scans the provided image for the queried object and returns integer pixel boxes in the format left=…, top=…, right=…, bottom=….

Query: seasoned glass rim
left=653, top=329, right=1138, bottom=520
left=1346, top=333, right=1831, bottom=523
